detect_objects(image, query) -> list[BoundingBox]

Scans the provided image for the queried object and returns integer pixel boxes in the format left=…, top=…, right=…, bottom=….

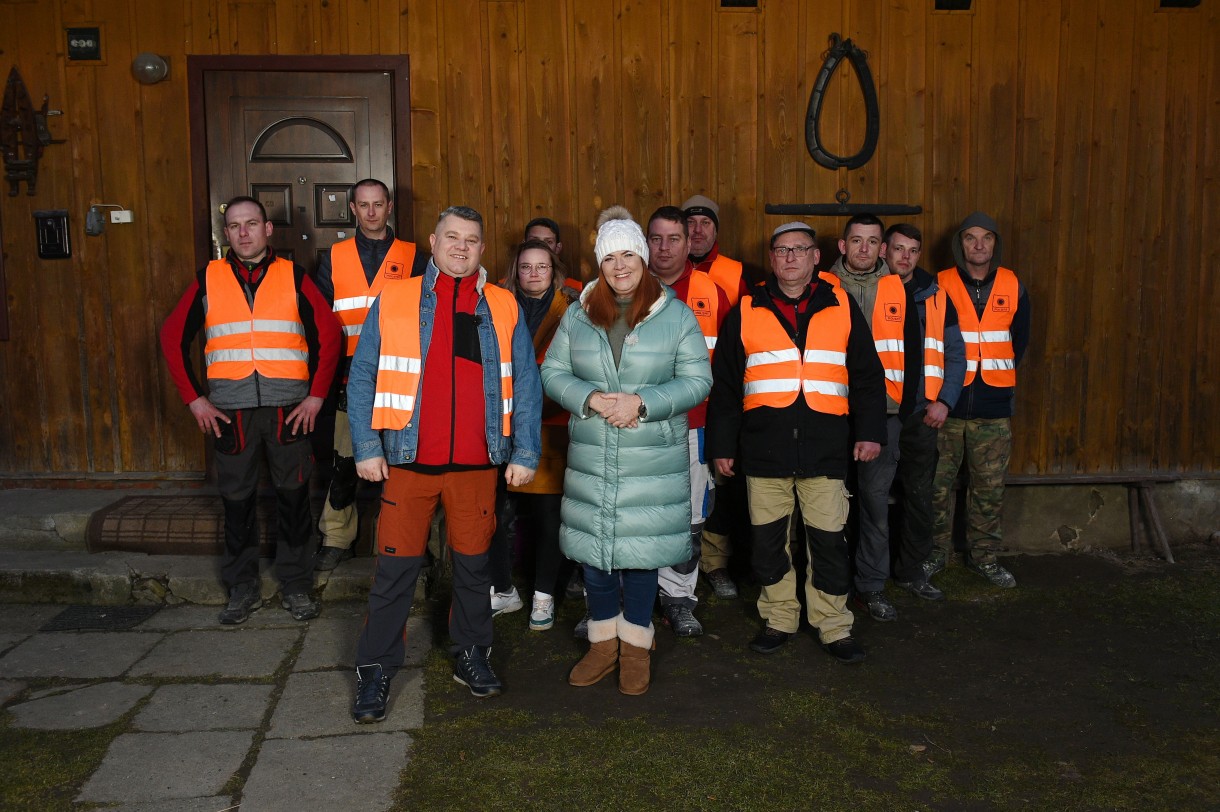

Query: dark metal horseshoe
left=805, top=34, right=880, bottom=171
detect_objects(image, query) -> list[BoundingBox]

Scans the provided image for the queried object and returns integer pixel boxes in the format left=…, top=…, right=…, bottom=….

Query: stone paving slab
left=240, top=732, right=412, bottom=812
left=0, top=631, right=25, bottom=654
left=77, top=731, right=254, bottom=804
left=0, top=678, right=25, bottom=705
left=98, top=797, right=234, bottom=812
left=134, top=683, right=274, bottom=731
left=268, top=669, right=423, bottom=738
left=0, top=603, right=63, bottom=632
left=7, top=681, right=152, bottom=729
left=131, top=628, right=300, bottom=679
left=0, top=631, right=162, bottom=678
left=296, top=614, right=430, bottom=672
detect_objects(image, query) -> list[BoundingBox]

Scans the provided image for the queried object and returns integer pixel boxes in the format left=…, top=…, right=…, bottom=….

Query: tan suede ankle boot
left=617, top=640, right=651, bottom=695
left=569, top=616, right=620, bottom=687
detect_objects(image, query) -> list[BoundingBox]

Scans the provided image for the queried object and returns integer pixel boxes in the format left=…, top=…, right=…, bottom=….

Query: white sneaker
left=529, top=593, right=555, bottom=631
left=490, top=585, right=523, bottom=616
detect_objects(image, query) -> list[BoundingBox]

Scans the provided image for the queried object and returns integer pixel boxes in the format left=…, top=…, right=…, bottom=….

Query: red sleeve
left=159, top=279, right=207, bottom=406
left=300, top=274, right=343, bottom=399
left=736, top=277, right=749, bottom=301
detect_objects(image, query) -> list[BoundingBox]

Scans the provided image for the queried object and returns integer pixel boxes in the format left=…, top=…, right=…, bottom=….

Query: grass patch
left=0, top=718, right=119, bottom=811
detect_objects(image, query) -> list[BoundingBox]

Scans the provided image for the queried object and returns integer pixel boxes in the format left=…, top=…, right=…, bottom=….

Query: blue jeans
left=584, top=565, right=658, bottom=628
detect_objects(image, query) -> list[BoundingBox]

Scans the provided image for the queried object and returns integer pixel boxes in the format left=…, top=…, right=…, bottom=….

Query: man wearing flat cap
left=707, top=222, right=886, bottom=664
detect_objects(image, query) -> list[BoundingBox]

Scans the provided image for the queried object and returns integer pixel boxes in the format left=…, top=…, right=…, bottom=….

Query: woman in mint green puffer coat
left=540, top=206, right=711, bottom=696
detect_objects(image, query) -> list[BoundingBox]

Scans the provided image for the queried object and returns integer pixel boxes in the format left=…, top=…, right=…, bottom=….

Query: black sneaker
left=748, top=626, right=791, bottom=654
left=315, top=545, right=354, bottom=571
left=822, top=636, right=867, bottom=664
left=853, top=590, right=898, bottom=622
left=705, top=568, right=739, bottom=600
left=453, top=645, right=503, bottom=698
left=662, top=604, right=704, bottom=637
left=218, top=583, right=262, bottom=625
left=281, top=592, right=321, bottom=621
left=921, top=549, right=947, bottom=579
left=352, top=663, right=391, bottom=723
left=894, top=576, right=945, bottom=602
left=966, top=558, right=1017, bottom=589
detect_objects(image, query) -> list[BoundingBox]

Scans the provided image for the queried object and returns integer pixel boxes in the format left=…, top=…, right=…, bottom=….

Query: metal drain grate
left=40, top=605, right=162, bottom=632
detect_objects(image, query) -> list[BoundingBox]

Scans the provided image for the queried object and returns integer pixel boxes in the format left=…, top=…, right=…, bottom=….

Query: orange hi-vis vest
left=818, top=270, right=842, bottom=287
left=371, top=276, right=519, bottom=435
left=870, top=275, right=947, bottom=403
left=683, top=271, right=723, bottom=360
left=707, top=254, right=744, bottom=306
left=739, top=287, right=852, bottom=415
left=203, top=258, right=308, bottom=381
left=939, top=267, right=1018, bottom=387
left=330, top=238, right=417, bottom=357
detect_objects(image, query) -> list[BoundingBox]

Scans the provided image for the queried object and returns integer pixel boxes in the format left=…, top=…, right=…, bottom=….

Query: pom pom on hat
left=594, top=206, right=649, bottom=265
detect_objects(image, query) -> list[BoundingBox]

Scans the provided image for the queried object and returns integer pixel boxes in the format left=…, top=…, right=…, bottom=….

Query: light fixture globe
left=131, top=53, right=169, bottom=85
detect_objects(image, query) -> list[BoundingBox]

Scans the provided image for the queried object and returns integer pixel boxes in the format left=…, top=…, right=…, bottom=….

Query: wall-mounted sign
left=66, top=27, right=102, bottom=61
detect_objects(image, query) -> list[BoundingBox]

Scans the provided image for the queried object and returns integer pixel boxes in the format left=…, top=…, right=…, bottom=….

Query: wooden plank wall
left=0, top=0, right=1216, bottom=478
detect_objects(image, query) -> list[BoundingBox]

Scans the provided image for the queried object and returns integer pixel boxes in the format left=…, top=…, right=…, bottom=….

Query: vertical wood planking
left=1118, top=5, right=1167, bottom=473
left=225, top=1, right=276, bottom=53
left=1011, top=0, right=1062, bottom=474
left=1195, top=3, right=1220, bottom=470
left=405, top=0, right=442, bottom=237
left=759, top=0, right=804, bottom=262
left=970, top=1, right=1018, bottom=244
left=438, top=1, right=488, bottom=229
left=927, top=11, right=972, bottom=269
left=1045, top=0, right=1098, bottom=473
left=484, top=0, right=525, bottom=277
left=668, top=0, right=715, bottom=200
left=274, top=0, right=321, bottom=53
left=1079, top=0, right=1136, bottom=474
left=1160, top=10, right=1202, bottom=471
left=135, top=0, right=200, bottom=472
left=803, top=0, right=850, bottom=247
left=842, top=0, right=880, bottom=210
left=188, top=0, right=222, bottom=54
left=619, top=0, right=666, bottom=220
left=571, top=0, right=620, bottom=263
left=374, top=0, right=401, bottom=55
left=344, top=0, right=375, bottom=54
left=877, top=0, right=926, bottom=229
left=715, top=8, right=760, bottom=260
left=521, top=0, right=576, bottom=274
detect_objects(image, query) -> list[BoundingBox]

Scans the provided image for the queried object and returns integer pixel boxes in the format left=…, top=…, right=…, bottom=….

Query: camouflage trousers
left=931, top=417, right=1011, bottom=564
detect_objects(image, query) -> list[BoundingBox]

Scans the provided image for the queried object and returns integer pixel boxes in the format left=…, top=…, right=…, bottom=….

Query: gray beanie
left=594, top=206, right=649, bottom=265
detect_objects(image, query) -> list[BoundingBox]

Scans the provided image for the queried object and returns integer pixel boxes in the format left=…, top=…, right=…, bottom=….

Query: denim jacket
left=346, top=260, right=542, bottom=470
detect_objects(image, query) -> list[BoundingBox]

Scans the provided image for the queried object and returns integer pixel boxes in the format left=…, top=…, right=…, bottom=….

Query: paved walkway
left=0, top=599, right=429, bottom=811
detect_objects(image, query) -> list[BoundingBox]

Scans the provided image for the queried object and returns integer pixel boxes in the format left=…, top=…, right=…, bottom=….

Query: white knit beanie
left=594, top=206, right=649, bottom=266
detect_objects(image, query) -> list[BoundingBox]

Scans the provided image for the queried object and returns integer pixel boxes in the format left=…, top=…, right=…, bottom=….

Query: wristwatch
left=638, top=399, right=647, bottom=420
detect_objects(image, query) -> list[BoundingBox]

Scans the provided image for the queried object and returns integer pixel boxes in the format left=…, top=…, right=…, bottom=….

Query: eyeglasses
left=518, top=263, right=552, bottom=275
left=771, top=245, right=815, bottom=259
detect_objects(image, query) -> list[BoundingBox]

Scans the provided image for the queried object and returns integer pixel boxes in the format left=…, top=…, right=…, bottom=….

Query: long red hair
left=583, top=264, right=664, bottom=331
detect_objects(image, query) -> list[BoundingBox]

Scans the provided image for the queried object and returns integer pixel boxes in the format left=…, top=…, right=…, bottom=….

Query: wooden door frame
left=186, top=55, right=413, bottom=272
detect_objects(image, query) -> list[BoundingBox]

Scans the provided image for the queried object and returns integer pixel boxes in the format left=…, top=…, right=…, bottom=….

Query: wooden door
left=203, top=71, right=395, bottom=274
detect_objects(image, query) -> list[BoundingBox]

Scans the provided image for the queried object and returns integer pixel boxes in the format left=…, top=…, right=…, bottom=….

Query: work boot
left=315, top=545, right=354, bottom=571
left=352, top=663, right=391, bottom=723
left=617, top=617, right=655, bottom=696
left=853, top=590, right=898, bottom=622
left=661, top=603, right=703, bottom=637
left=452, top=645, right=502, bottom=698
left=569, top=616, right=618, bottom=686
left=966, top=558, right=1017, bottom=588
left=705, top=568, right=738, bottom=600
left=218, top=582, right=262, bottom=625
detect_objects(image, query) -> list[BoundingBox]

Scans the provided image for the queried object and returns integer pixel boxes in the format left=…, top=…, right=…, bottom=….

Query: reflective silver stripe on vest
left=254, top=348, right=308, bottom=361
left=924, top=364, right=944, bottom=380
left=206, top=349, right=253, bottom=364
left=378, top=355, right=421, bottom=373
left=252, top=319, right=306, bottom=335
left=705, top=336, right=718, bottom=350
left=803, top=380, right=850, bottom=397
left=205, top=320, right=252, bottom=340
left=500, top=362, right=513, bottom=378
left=966, top=359, right=979, bottom=372
left=746, top=349, right=800, bottom=367
left=803, top=349, right=847, bottom=365
left=744, top=378, right=801, bottom=396
left=979, top=330, right=1012, bottom=343
left=334, top=295, right=375, bottom=312
left=924, top=337, right=944, bottom=353
left=374, top=392, right=415, bottom=410
left=343, top=324, right=363, bottom=337
left=980, top=358, right=1015, bottom=371
left=884, top=369, right=904, bottom=383
left=960, top=330, right=980, bottom=343
left=874, top=338, right=904, bottom=353
left=502, top=398, right=513, bottom=415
